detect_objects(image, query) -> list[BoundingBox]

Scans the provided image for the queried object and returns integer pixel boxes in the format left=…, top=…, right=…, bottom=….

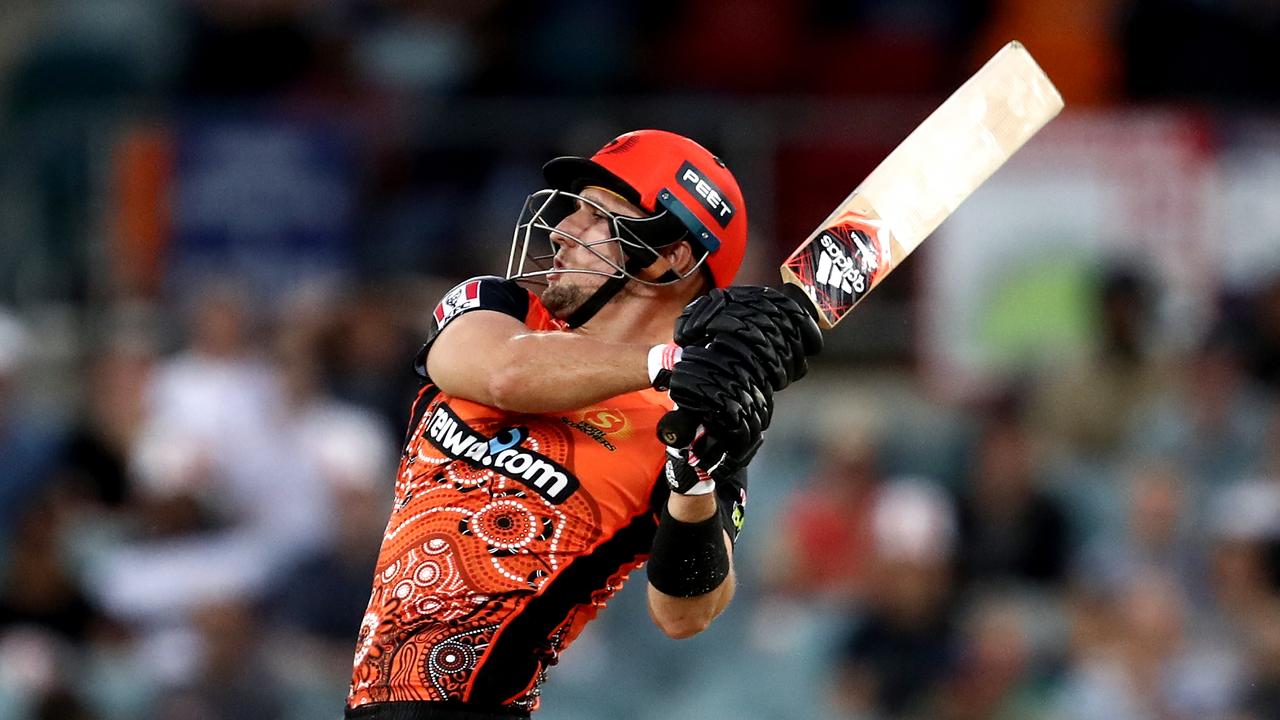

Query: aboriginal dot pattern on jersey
left=349, top=399, right=607, bottom=706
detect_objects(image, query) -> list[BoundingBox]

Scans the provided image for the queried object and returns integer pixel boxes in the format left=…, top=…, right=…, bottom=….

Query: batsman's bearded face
left=539, top=188, right=643, bottom=317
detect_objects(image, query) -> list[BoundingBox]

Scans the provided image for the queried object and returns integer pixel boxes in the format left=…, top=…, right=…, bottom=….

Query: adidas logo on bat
left=815, top=231, right=875, bottom=295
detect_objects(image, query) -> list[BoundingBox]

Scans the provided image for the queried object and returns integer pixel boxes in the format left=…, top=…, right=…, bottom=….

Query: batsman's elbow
left=646, top=583, right=729, bottom=640
left=486, top=359, right=554, bottom=413
left=485, top=365, right=526, bottom=411
left=649, top=606, right=714, bottom=640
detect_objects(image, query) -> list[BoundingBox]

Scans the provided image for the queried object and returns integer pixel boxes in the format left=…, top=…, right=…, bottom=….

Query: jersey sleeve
left=412, top=276, right=532, bottom=380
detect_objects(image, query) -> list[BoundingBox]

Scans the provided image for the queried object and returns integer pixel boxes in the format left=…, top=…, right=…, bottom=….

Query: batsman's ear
left=661, top=239, right=699, bottom=273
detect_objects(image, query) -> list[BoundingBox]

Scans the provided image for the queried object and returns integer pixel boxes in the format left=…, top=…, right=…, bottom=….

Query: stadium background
left=2, top=1, right=1280, bottom=719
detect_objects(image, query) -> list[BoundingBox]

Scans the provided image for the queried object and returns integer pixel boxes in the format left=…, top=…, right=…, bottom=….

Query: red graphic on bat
left=782, top=210, right=890, bottom=322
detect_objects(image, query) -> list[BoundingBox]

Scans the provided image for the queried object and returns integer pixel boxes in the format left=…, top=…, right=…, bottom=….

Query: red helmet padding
left=542, top=129, right=748, bottom=288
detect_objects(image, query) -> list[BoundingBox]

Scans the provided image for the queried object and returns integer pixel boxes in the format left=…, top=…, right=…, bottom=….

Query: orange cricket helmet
left=542, top=129, right=748, bottom=288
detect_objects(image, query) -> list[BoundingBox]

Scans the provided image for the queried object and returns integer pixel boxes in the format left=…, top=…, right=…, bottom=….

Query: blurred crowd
left=5, top=0, right=1279, bottom=106
left=2, top=0, right=1279, bottom=303
left=3, top=1, right=1280, bottom=720
left=757, top=266, right=1280, bottom=720
left=0, top=280, right=423, bottom=719
left=4, top=265, right=1280, bottom=720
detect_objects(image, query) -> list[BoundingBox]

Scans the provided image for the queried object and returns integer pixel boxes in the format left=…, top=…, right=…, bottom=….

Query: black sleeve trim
left=413, top=276, right=532, bottom=380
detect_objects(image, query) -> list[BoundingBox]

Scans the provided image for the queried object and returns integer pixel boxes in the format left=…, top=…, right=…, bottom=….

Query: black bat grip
left=780, top=282, right=821, bottom=322
left=657, top=408, right=700, bottom=448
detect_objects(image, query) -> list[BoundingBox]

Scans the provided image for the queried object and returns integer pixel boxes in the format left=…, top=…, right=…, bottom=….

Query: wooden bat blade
left=781, top=40, right=1064, bottom=329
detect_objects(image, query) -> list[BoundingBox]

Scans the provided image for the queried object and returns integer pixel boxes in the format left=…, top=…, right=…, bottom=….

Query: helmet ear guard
left=613, top=210, right=699, bottom=284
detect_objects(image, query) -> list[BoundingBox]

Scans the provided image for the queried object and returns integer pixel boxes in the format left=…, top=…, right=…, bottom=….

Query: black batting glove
left=663, top=425, right=759, bottom=495
left=660, top=343, right=771, bottom=494
left=667, top=346, right=774, bottom=450
left=675, top=286, right=823, bottom=389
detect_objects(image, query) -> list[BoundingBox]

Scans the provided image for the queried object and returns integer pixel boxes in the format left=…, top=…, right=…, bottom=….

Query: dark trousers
left=345, top=702, right=531, bottom=720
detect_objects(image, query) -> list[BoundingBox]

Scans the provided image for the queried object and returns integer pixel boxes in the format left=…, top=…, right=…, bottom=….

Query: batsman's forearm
left=646, top=493, right=734, bottom=638
left=484, top=332, right=652, bottom=413
left=646, top=548, right=734, bottom=639
left=666, top=491, right=716, bottom=522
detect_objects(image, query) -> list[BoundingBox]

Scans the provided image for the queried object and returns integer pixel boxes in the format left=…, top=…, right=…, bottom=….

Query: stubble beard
left=540, top=283, right=590, bottom=317
left=541, top=271, right=656, bottom=318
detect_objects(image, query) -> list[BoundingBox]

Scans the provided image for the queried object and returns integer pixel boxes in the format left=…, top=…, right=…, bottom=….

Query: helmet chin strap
left=563, top=247, right=683, bottom=328
left=564, top=272, right=630, bottom=329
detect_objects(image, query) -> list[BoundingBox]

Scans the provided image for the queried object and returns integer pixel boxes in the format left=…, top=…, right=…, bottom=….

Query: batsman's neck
left=574, top=287, right=697, bottom=346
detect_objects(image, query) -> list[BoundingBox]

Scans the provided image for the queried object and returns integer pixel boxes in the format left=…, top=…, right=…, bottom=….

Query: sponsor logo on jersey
left=425, top=403, right=579, bottom=503
left=581, top=409, right=627, bottom=434
left=433, top=280, right=482, bottom=329
left=559, top=417, right=616, bottom=451
left=676, top=161, right=735, bottom=228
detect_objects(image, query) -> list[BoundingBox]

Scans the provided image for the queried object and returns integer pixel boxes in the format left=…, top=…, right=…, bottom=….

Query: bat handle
left=657, top=407, right=701, bottom=448
left=779, top=282, right=821, bottom=322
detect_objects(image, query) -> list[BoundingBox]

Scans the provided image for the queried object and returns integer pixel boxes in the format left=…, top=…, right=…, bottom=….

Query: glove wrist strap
left=665, top=446, right=716, bottom=495
left=679, top=474, right=716, bottom=496
left=647, top=342, right=683, bottom=390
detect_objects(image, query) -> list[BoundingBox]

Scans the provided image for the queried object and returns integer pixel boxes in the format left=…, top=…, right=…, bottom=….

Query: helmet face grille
left=507, top=190, right=619, bottom=288
left=506, top=189, right=707, bottom=290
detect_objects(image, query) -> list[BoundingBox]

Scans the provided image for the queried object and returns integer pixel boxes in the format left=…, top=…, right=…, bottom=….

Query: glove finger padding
left=665, top=381, right=752, bottom=453
left=674, top=286, right=820, bottom=386
left=747, top=300, right=809, bottom=383
left=703, top=333, right=787, bottom=397
left=686, top=301, right=803, bottom=385
left=666, top=365, right=745, bottom=441
left=762, top=287, right=823, bottom=359
left=666, top=354, right=771, bottom=462
left=675, top=286, right=762, bottom=346
left=667, top=353, right=771, bottom=447
left=774, top=291, right=824, bottom=356
left=706, top=321, right=791, bottom=391
left=690, top=426, right=761, bottom=477
left=673, top=289, right=727, bottom=342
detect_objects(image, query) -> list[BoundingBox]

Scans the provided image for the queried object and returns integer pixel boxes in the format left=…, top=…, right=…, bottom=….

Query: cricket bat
left=779, top=40, right=1063, bottom=329
left=659, top=41, right=1063, bottom=447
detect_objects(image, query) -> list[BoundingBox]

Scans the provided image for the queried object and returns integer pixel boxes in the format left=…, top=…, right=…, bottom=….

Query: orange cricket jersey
left=348, top=277, right=683, bottom=714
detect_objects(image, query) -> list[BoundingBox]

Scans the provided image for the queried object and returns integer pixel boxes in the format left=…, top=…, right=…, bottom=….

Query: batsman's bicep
left=425, top=310, right=528, bottom=405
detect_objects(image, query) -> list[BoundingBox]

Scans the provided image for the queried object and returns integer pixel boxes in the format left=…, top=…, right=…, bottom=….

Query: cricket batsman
left=346, top=129, right=822, bottom=719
